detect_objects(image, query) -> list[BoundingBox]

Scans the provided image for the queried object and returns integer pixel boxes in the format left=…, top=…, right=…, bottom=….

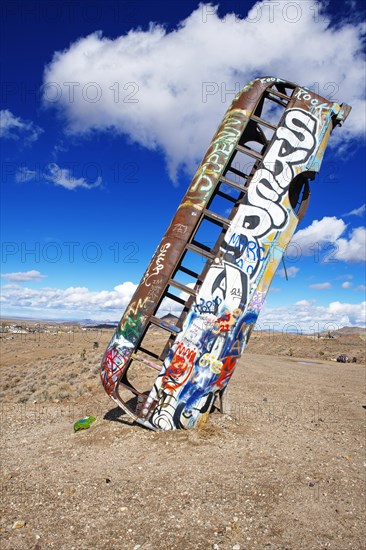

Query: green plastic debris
left=73, top=415, right=96, bottom=432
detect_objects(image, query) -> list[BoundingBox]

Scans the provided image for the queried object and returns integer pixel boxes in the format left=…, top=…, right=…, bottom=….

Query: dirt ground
left=0, top=324, right=365, bottom=549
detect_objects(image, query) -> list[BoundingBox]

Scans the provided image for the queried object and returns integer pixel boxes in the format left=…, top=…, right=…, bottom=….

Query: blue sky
left=1, top=0, right=365, bottom=330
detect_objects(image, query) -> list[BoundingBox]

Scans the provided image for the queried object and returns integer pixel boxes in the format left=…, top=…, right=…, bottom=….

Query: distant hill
left=0, top=316, right=118, bottom=325
left=88, top=323, right=118, bottom=329
left=161, top=314, right=179, bottom=323
left=337, top=326, right=366, bottom=334
left=321, top=326, right=366, bottom=336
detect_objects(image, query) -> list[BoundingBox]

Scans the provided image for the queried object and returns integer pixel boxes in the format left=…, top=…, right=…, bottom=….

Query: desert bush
left=84, top=380, right=97, bottom=393
left=58, top=382, right=73, bottom=392
left=59, top=389, right=72, bottom=400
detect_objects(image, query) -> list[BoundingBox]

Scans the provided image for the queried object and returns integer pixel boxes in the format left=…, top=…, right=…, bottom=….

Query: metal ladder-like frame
left=120, top=83, right=295, bottom=396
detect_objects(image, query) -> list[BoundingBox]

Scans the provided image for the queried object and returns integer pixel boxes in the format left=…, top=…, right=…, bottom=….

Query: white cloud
left=42, top=2, right=365, bottom=181
left=15, top=163, right=102, bottom=190
left=333, top=227, right=366, bottom=262
left=0, top=109, right=43, bottom=143
left=292, top=217, right=366, bottom=263
left=1, top=270, right=47, bottom=282
left=15, top=167, right=38, bottom=183
left=293, top=216, right=346, bottom=254
left=343, top=204, right=366, bottom=217
left=259, top=299, right=366, bottom=332
left=0, top=282, right=137, bottom=318
left=2, top=281, right=365, bottom=330
left=45, top=163, right=102, bottom=190
left=355, top=285, right=366, bottom=292
left=51, top=140, right=68, bottom=160
left=327, top=300, right=366, bottom=321
left=295, top=299, right=313, bottom=307
left=278, top=266, right=299, bottom=278
left=341, top=281, right=352, bottom=289
left=309, top=282, right=331, bottom=289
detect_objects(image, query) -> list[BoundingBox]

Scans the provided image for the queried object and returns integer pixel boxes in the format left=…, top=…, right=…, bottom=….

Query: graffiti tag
left=143, top=243, right=171, bottom=287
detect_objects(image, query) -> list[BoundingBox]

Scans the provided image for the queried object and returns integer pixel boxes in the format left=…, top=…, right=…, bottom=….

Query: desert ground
left=0, top=320, right=365, bottom=549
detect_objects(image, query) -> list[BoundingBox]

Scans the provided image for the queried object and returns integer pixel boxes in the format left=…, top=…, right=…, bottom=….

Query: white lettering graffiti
left=259, top=77, right=286, bottom=85
left=172, top=223, right=188, bottom=235
left=211, top=108, right=318, bottom=308
left=295, top=88, right=329, bottom=112
left=242, top=109, right=317, bottom=238
left=143, top=243, right=171, bottom=287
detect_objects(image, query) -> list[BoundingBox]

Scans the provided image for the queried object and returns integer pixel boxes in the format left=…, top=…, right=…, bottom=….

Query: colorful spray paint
left=100, top=76, right=351, bottom=430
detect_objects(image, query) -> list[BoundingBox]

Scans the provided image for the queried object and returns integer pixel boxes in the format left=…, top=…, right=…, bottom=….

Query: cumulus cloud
left=15, top=163, right=102, bottom=190
left=42, top=2, right=365, bottom=181
left=1, top=270, right=47, bottom=282
left=343, top=204, right=366, bottom=217
left=0, top=109, right=43, bottom=143
left=309, top=282, right=331, bottom=289
left=278, top=266, right=299, bottom=278
left=2, top=281, right=365, bottom=329
left=259, top=299, right=366, bottom=332
left=292, top=217, right=366, bottom=263
left=355, top=285, right=366, bottom=292
left=327, top=300, right=366, bottom=321
left=293, top=216, right=346, bottom=254
left=333, top=227, right=366, bottom=262
left=0, top=282, right=137, bottom=318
